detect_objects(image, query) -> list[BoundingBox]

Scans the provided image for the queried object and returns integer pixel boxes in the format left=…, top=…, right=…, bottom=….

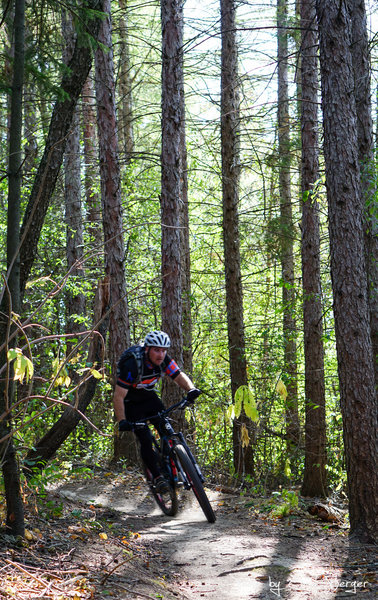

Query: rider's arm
left=173, top=372, right=196, bottom=393
left=113, top=384, right=128, bottom=422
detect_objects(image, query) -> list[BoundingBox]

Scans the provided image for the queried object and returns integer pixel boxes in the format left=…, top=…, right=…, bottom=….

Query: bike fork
left=177, top=433, right=205, bottom=483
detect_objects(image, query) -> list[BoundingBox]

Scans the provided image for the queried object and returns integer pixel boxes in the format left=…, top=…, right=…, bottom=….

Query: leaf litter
left=0, top=466, right=376, bottom=600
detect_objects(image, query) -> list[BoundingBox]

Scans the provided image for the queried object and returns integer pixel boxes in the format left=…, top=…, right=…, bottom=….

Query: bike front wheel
left=174, top=444, right=216, bottom=523
left=144, top=467, right=179, bottom=517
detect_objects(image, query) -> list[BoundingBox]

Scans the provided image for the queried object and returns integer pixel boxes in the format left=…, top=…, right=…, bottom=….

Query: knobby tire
left=145, top=465, right=179, bottom=517
left=174, top=444, right=216, bottom=523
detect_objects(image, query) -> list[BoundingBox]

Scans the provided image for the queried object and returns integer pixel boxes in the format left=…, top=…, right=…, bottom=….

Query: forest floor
left=0, top=465, right=377, bottom=600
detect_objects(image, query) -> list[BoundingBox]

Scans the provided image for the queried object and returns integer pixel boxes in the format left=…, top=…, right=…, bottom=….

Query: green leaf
left=90, top=368, right=104, bottom=379
left=226, top=404, right=235, bottom=423
left=243, top=387, right=259, bottom=422
left=234, top=385, right=247, bottom=419
left=234, top=385, right=259, bottom=422
left=52, top=357, right=71, bottom=388
left=275, top=379, right=288, bottom=400
left=7, top=348, right=34, bottom=383
left=284, top=458, right=291, bottom=478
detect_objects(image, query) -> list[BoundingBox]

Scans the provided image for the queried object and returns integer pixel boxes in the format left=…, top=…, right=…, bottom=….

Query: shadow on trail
left=54, top=475, right=378, bottom=599
left=55, top=473, right=213, bottom=527
left=252, top=526, right=307, bottom=599
left=337, top=541, right=378, bottom=599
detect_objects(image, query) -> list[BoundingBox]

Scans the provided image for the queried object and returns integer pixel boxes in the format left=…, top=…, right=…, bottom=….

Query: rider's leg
left=134, top=426, right=169, bottom=492
left=134, top=425, right=160, bottom=479
left=125, top=391, right=166, bottom=482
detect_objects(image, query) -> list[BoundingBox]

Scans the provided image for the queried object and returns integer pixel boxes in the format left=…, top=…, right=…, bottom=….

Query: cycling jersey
left=116, top=345, right=181, bottom=393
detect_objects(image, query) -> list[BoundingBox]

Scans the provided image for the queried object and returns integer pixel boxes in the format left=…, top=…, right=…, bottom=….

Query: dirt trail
left=56, top=471, right=377, bottom=600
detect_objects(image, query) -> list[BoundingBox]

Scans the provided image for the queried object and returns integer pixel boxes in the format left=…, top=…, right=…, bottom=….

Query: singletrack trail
left=56, top=469, right=377, bottom=600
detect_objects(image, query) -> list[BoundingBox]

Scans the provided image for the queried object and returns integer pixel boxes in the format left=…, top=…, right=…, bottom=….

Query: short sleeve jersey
left=116, top=346, right=180, bottom=391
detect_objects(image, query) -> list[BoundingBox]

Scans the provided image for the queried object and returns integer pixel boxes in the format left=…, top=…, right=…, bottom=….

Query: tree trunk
left=300, top=0, right=327, bottom=498
left=180, top=117, right=193, bottom=377
left=94, top=0, right=132, bottom=462
left=315, top=0, right=377, bottom=543
left=62, top=10, right=85, bottom=341
left=19, top=0, right=103, bottom=300
left=95, top=0, right=130, bottom=374
left=82, top=73, right=103, bottom=274
left=178, top=20, right=192, bottom=378
left=160, top=0, right=184, bottom=407
left=348, top=0, right=377, bottom=391
left=23, top=84, right=38, bottom=175
left=0, top=0, right=25, bottom=536
left=220, top=0, right=252, bottom=476
left=118, top=0, right=134, bottom=162
left=277, top=0, right=300, bottom=450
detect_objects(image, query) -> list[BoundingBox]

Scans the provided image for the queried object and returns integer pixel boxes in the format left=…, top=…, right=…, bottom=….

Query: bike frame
left=133, top=397, right=216, bottom=523
left=135, top=398, right=205, bottom=490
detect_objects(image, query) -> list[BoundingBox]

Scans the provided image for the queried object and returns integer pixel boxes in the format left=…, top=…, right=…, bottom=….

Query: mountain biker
left=112, top=330, right=201, bottom=493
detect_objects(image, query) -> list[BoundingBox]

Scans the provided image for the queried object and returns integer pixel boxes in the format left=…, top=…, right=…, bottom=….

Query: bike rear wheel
left=174, top=444, right=216, bottom=523
left=145, top=466, right=179, bottom=517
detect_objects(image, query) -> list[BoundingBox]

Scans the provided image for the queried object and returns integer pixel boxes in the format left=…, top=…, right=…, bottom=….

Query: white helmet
left=144, top=330, right=171, bottom=348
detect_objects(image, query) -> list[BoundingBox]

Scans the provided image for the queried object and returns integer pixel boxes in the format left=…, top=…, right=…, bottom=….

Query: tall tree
left=23, top=5, right=108, bottom=472
left=220, top=0, right=252, bottom=475
left=277, top=0, right=300, bottom=451
left=348, top=0, right=377, bottom=390
left=0, top=0, right=26, bottom=536
left=19, top=0, right=104, bottom=299
left=160, top=0, right=184, bottom=404
left=299, top=0, right=327, bottom=497
left=118, top=0, right=134, bottom=162
left=180, top=110, right=193, bottom=377
left=82, top=72, right=103, bottom=272
left=315, top=0, right=377, bottom=543
left=62, top=10, right=85, bottom=341
left=94, top=0, right=132, bottom=461
left=95, top=0, right=130, bottom=375
left=179, top=3, right=192, bottom=377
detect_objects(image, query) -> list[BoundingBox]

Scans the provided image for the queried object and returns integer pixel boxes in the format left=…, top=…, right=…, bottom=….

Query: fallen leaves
left=0, top=558, right=93, bottom=600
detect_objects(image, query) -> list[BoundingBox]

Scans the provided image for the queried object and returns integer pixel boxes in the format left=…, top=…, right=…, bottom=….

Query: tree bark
left=300, top=0, right=327, bottom=498
left=0, top=0, right=25, bottom=536
left=118, top=0, right=134, bottom=162
left=277, top=0, right=300, bottom=451
left=19, top=0, right=103, bottom=299
left=95, top=0, right=130, bottom=376
left=221, top=0, right=252, bottom=475
left=348, top=0, right=377, bottom=391
left=316, top=0, right=377, bottom=543
left=62, top=10, right=85, bottom=340
left=23, top=84, right=38, bottom=175
left=82, top=73, right=103, bottom=273
left=160, top=0, right=184, bottom=406
left=180, top=113, right=193, bottom=377
left=94, top=0, right=132, bottom=461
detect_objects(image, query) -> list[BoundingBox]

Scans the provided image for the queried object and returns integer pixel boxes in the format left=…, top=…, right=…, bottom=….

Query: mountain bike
left=132, top=397, right=216, bottom=523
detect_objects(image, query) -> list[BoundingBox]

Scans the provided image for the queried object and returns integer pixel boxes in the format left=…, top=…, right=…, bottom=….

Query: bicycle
left=132, top=397, right=216, bottom=523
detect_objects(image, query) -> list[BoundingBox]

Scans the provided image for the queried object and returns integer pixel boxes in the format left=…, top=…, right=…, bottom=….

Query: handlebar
left=131, top=396, right=190, bottom=429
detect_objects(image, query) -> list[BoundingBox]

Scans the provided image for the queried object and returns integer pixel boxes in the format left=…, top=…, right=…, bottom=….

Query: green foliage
left=7, top=348, right=34, bottom=383
left=256, top=489, right=299, bottom=519
left=0, top=0, right=358, bottom=504
left=227, top=385, right=259, bottom=424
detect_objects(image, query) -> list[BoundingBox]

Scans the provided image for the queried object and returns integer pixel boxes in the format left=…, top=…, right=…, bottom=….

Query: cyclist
left=112, top=330, right=201, bottom=493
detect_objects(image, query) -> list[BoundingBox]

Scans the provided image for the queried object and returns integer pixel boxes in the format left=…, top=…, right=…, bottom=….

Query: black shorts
left=124, top=389, right=165, bottom=424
